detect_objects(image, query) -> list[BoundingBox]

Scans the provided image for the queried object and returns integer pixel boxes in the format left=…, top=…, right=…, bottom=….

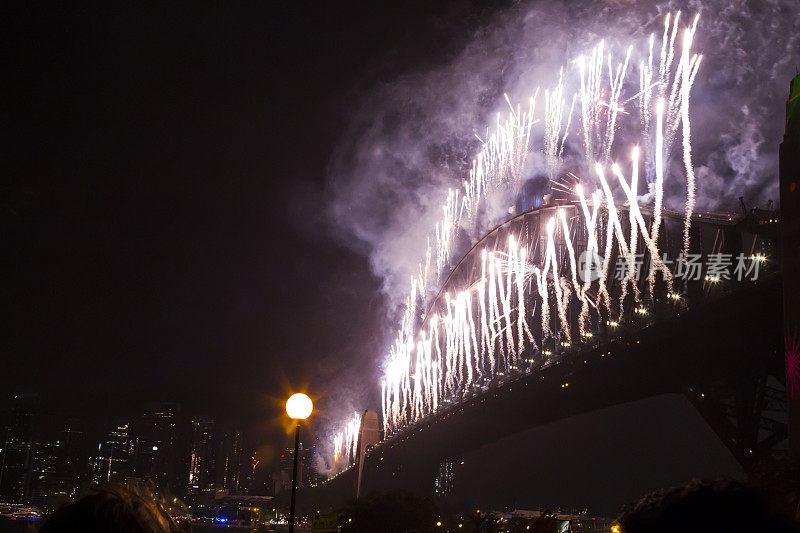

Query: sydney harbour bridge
left=304, top=200, right=787, bottom=511
left=297, top=16, right=800, bottom=514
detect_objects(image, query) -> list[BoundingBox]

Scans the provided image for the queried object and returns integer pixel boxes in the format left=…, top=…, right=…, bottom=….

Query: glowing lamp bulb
left=286, top=393, right=313, bottom=420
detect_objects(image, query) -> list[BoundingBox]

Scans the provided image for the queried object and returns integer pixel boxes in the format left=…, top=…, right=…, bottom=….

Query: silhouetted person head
left=616, top=479, right=798, bottom=533
left=39, top=482, right=188, bottom=533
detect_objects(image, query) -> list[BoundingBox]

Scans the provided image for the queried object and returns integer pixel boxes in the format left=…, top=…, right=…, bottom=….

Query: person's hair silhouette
left=617, top=480, right=797, bottom=533
left=39, top=482, right=188, bottom=533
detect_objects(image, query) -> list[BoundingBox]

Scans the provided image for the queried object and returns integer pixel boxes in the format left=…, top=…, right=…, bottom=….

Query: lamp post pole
left=289, top=422, right=300, bottom=533
left=285, top=393, right=312, bottom=532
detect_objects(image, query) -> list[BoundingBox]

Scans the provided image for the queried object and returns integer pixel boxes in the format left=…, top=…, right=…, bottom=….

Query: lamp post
left=285, top=393, right=313, bottom=533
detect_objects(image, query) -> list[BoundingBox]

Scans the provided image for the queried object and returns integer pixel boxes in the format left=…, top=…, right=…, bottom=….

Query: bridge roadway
left=303, top=274, right=784, bottom=511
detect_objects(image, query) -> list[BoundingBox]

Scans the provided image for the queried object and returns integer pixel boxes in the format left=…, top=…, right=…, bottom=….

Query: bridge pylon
left=780, top=73, right=800, bottom=459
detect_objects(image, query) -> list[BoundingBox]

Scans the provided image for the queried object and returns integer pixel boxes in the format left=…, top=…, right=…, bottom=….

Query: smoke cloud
left=326, top=0, right=798, bottom=315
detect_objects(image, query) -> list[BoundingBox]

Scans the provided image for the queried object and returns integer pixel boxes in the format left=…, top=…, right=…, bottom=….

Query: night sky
left=2, top=1, right=509, bottom=448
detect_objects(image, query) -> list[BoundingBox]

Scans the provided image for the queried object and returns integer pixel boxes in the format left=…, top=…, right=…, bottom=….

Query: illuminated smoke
left=327, top=11, right=707, bottom=461
left=377, top=13, right=700, bottom=437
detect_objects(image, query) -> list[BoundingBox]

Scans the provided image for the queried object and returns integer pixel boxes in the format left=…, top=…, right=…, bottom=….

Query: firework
left=328, top=12, right=703, bottom=459
left=332, top=411, right=362, bottom=474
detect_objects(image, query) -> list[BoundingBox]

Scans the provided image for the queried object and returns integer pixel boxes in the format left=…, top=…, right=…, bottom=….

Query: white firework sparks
left=327, top=12, right=703, bottom=463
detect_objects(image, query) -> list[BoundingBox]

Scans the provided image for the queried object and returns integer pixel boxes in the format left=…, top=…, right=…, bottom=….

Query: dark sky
left=2, top=2, right=510, bottom=449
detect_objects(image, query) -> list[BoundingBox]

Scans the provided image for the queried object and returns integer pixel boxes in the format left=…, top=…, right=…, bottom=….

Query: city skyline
left=0, top=394, right=297, bottom=512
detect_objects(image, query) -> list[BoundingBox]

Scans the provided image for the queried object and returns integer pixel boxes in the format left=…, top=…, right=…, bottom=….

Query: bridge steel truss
left=405, top=202, right=786, bottom=463
left=310, top=203, right=784, bottom=506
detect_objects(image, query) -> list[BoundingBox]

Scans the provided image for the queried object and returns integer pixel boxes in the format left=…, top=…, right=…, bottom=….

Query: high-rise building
left=91, top=420, right=130, bottom=483
left=275, top=441, right=305, bottom=495
left=434, top=460, right=454, bottom=497
left=273, top=439, right=316, bottom=495
left=217, top=430, right=248, bottom=493
left=274, top=448, right=293, bottom=495
left=16, top=416, right=89, bottom=510
left=187, top=419, right=216, bottom=493
left=131, top=403, right=181, bottom=494
left=241, top=449, right=263, bottom=495
left=27, top=437, right=60, bottom=507
left=0, top=398, right=91, bottom=508
left=0, top=394, right=37, bottom=503
left=300, top=445, right=318, bottom=487
left=55, top=419, right=86, bottom=487
left=28, top=418, right=88, bottom=511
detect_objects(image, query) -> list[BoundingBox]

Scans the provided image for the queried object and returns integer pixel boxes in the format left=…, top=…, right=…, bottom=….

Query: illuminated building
left=434, top=460, right=454, bottom=497
left=275, top=442, right=311, bottom=494
left=0, top=394, right=37, bottom=503
left=275, top=447, right=295, bottom=494
left=27, top=418, right=88, bottom=510
left=187, top=419, right=216, bottom=493
left=27, top=438, right=61, bottom=508
left=218, top=430, right=244, bottom=493
left=91, top=420, right=130, bottom=483
left=300, top=443, right=322, bottom=487
left=55, top=419, right=86, bottom=487
left=238, top=449, right=262, bottom=495
left=131, top=403, right=181, bottom=493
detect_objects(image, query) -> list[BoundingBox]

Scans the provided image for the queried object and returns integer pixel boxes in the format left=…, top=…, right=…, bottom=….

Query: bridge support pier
left=780, top=74, right=800, bottom=459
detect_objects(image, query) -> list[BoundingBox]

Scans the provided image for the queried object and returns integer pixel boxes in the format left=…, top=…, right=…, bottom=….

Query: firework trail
left=578, top=41, right=632, bottom=166
left=680, top=17, right=703, bottom=268
left=332, top=412, right=362, bottom=474
left=545, top=69, right=576, bottom=180
left=327, top=12, right=704, bottom=459
left=463, top=91, right=538, bottom=224
left=635, top=13, right=701, bottom=263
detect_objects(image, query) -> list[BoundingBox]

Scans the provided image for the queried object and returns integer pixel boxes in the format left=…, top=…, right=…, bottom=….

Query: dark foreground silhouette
left=616, top=480, right=798, bottom=533
left=39, top=483, right=189, bottom=533
left=31, top=478, right=800, bottom=532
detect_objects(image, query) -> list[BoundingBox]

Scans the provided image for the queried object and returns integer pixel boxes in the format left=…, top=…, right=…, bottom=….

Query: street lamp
left=286, top=393, right=312, bottom=533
